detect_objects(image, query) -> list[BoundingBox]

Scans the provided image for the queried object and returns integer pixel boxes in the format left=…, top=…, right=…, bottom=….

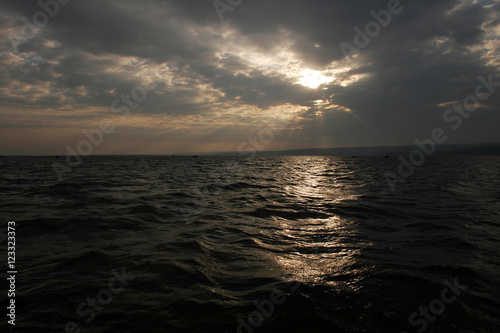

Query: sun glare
left=296, top=69, right=334, bottom=89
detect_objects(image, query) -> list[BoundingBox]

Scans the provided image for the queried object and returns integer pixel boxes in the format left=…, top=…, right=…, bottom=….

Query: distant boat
left=193, top=155, right=198, bottom=158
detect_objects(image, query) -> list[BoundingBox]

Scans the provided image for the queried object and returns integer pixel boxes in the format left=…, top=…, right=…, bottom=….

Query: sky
left=0, top=0, right=499, bottom=155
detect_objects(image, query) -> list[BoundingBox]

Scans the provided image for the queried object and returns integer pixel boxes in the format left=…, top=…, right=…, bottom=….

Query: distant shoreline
left=2, top=142, right=500, bottom=157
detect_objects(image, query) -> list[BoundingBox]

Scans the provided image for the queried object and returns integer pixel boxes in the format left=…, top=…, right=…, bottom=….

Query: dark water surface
left=1, top=156, right=500, bottom=332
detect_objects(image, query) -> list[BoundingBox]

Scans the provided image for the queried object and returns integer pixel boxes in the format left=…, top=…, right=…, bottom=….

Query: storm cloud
left=1, top=0, right=499, bottom=154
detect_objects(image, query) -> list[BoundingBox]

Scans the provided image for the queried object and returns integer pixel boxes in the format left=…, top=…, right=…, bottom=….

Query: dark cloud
left=0, top=0, right=499, bottom=154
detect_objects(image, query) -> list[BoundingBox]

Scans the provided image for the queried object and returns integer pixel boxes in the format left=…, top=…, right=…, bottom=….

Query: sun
left=296, top=69, right=333, bottom=89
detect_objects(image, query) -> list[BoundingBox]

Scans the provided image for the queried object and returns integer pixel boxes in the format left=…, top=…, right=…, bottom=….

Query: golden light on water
left=273, top=215, right=362, bottom=285
left=264, top=158, right=364, bottom=285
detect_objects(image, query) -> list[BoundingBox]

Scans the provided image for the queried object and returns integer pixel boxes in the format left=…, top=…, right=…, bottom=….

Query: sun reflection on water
left=267, top=157, right=366, bottom=286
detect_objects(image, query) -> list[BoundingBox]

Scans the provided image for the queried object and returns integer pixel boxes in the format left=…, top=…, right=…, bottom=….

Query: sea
left=1, top=155, right=499, bottom=332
